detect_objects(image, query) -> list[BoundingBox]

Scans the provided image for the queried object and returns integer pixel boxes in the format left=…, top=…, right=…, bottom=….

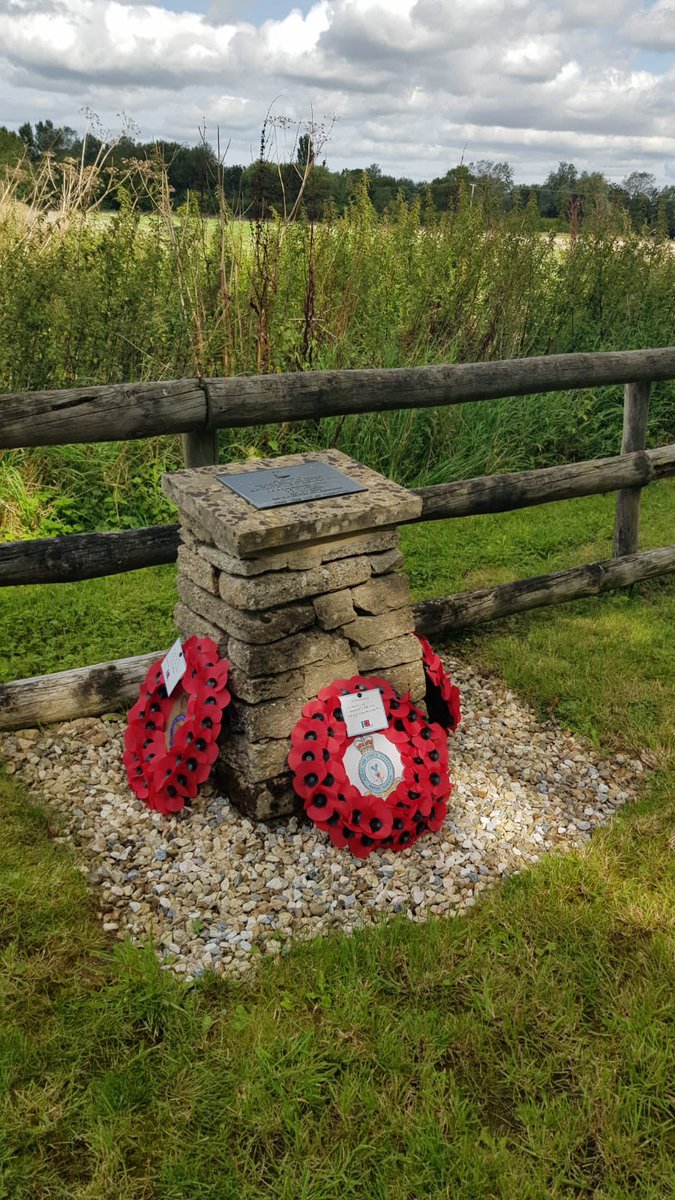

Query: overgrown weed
left=0, top=158, right=673, bottom=536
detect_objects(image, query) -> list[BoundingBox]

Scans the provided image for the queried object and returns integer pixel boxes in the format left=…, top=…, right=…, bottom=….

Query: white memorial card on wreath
left=161, top=638, right=187, bottom=697
left=341, top=687, right=389, bottom=738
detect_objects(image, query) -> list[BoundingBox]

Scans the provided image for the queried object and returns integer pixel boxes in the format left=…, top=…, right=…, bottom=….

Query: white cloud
left=0, top=0, right=673, bottom=183
left=623, top=1, right=675, bottom=52
left=502, top=37, right=563, bottom=81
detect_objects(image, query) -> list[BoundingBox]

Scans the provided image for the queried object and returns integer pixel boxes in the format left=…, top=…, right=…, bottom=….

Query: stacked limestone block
left=163, top=451, right=425, bottom=820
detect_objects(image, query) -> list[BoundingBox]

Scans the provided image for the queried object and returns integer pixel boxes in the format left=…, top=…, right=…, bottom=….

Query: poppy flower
left=316, top=679, right=353, bottom=703
left=143, top=660, right=165, bottom=689
left=127, top=691, right=152, bottom=726
left=146, top=778, right=188, bottom=815
left=187, top=656, right=230, bottom=695
left=188, top=683, right=229, bottom=731
left=323, top=821, right=352, bottom=851
left=417, top=635, right=462, bottom=732
left=313, top=787, right=356, bottom=831
left=344, top=794, right=394, bottom=840
left=426, top=800, right=449, bottom=832
left=291, top=758, right=331, bottom=803
left=289, top=718, right=341, bottom=763
left=122, top=746, right=150, bottom=800
left=305, top=788, right=344, bottom=823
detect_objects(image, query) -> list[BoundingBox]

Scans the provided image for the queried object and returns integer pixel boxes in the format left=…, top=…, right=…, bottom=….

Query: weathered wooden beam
left=0, top=651, right=163, bottom=732
left=649, top=443, right=675, bottom=474
left=2, top=348, right=675, bottom=449
left=414, top=544, right=675, bottom=635
left=412, top=444, right=675, bottom=521
left=205, top=349, right=675, bottom=429
left=614, top=381, right=652, bottom=556
left=0, top=378, right=206, bottom=449
left=0, top=524, right=180, bottom=586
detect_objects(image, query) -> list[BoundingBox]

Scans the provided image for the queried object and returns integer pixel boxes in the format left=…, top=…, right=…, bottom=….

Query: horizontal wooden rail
left=0, top=524, right=180, bottom=587
left=0, top=651, right=163, bottom=731
left=412, top=443, right=675, bottom=522
left=414, top=544, right=675, bottom=636
left=2, top=348, right=675, bottom=449
left=2, top=445, right=674, bottom=587
left=1, top=545, right=673, bottom=730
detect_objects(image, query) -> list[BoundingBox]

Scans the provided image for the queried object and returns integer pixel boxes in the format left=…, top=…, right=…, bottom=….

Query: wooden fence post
left=181, top=430, right=218, bottom=467
left=614, top=381, right=651, bottom=556
left=181, top=378, right=218, bottom=466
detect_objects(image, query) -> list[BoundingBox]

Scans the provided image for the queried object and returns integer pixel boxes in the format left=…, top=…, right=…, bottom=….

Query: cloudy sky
left=1, top=0, right=674, bottom=183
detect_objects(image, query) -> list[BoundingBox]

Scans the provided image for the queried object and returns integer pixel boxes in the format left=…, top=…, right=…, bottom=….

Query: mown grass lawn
left=1, top=484, right=673, bottom=1199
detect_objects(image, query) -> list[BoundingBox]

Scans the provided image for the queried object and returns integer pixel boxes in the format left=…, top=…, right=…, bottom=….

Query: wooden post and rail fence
left=1, top=348, right=674, bottom=731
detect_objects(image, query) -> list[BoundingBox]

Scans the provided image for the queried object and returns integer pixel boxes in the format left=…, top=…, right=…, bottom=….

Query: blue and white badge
left=343, top=733, right=403, bottom=800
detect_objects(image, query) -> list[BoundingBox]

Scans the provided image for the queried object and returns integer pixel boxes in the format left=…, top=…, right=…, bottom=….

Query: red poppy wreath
left=123, top=636, right=231, bottom=815
left=417, top=635, right=462, bottom=733
left=289, top=675, right=453, bottom=858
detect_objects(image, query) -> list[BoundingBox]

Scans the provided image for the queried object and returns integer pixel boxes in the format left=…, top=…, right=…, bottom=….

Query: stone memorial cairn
left=162, top=450, right=425, bottom=820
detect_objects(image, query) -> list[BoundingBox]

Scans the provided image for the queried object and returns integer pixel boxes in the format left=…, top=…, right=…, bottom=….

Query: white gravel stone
left=0, top=655, right=647, bottom=981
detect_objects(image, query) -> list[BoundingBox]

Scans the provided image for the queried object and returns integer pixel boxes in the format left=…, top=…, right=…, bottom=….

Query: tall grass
left=1, top=160, right=674, bottom=537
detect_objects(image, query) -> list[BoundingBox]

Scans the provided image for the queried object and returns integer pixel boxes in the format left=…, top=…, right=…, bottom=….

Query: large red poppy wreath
left=289, top=675, right=453, bottom=858
left=417, top=635, right=462, bottom=733
left=124, top=636, right=231, bottom=815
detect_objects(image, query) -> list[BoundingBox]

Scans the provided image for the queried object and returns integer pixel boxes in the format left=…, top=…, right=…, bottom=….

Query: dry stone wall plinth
left=163, top=450, right=425, bottom=820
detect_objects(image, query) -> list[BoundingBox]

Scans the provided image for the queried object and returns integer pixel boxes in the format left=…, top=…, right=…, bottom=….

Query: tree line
left=2, top=119, right=674, bottom=233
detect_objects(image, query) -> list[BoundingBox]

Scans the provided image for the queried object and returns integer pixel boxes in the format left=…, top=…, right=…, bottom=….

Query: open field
left=1, top=491, right=673, bottom=1198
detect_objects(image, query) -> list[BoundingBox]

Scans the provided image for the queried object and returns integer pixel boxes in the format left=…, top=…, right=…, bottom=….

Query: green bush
left=1, top=172, right=673, bottom=537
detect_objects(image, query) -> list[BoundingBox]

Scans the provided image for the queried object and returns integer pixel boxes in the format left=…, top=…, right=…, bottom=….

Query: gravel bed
left=0, top=655, right=647, bottom=979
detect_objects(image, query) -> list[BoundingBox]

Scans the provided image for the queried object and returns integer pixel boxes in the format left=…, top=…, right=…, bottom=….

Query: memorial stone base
left=163, top=450, right=425, bottom=820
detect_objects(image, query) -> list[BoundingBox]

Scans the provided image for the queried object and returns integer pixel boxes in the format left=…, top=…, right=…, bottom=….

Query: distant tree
left=622, top=171, right=658, bottom=228
left=0, top=126, right=25, bottom=168
left=470, top=160, right=514, bottom=187
left=221, top=163, right=245, bottom=211
left=622, top=170, right=657, bottom=199
left=18, top=119, right=77, bottom=158
left=34, top=119, right=77, bottom=155
left=140, top=139, right=220, bottom=209
left=241, top=159, right=285, bottom=219
left=429, top=164, right=471, bottom=212
left=9, top=113, right=673, bottom=232
left=296, top=133, right=315, bottom=167
left=659, top=186, right=675, bottom=237
left=540, top=161, right=578, bottom=219
left=18, top=122, right=37, bottom=159
left=469, top=160, right=514, bottom=220
left=70, top=133, right=105, bottom=167
left=576, top=171, right=610, bottom=221
left=109, top=135, right=141, bottom=166
left=300, top=163, right=335, bottom=220
left=516, top=183, right=541, bottom=211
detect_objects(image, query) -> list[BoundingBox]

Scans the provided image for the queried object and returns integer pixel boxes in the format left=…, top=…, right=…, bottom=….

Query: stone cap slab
left=163, top=450, right=422, bottom=558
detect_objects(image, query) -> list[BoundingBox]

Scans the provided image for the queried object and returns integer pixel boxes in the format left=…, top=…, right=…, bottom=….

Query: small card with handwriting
left=341, top=687, right=388, bottom=738
left=161, top=638, right=187, bottom=697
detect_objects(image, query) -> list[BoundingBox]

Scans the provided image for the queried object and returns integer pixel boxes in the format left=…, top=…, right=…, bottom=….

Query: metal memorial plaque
left=217, top=462, right=366, bottom=510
